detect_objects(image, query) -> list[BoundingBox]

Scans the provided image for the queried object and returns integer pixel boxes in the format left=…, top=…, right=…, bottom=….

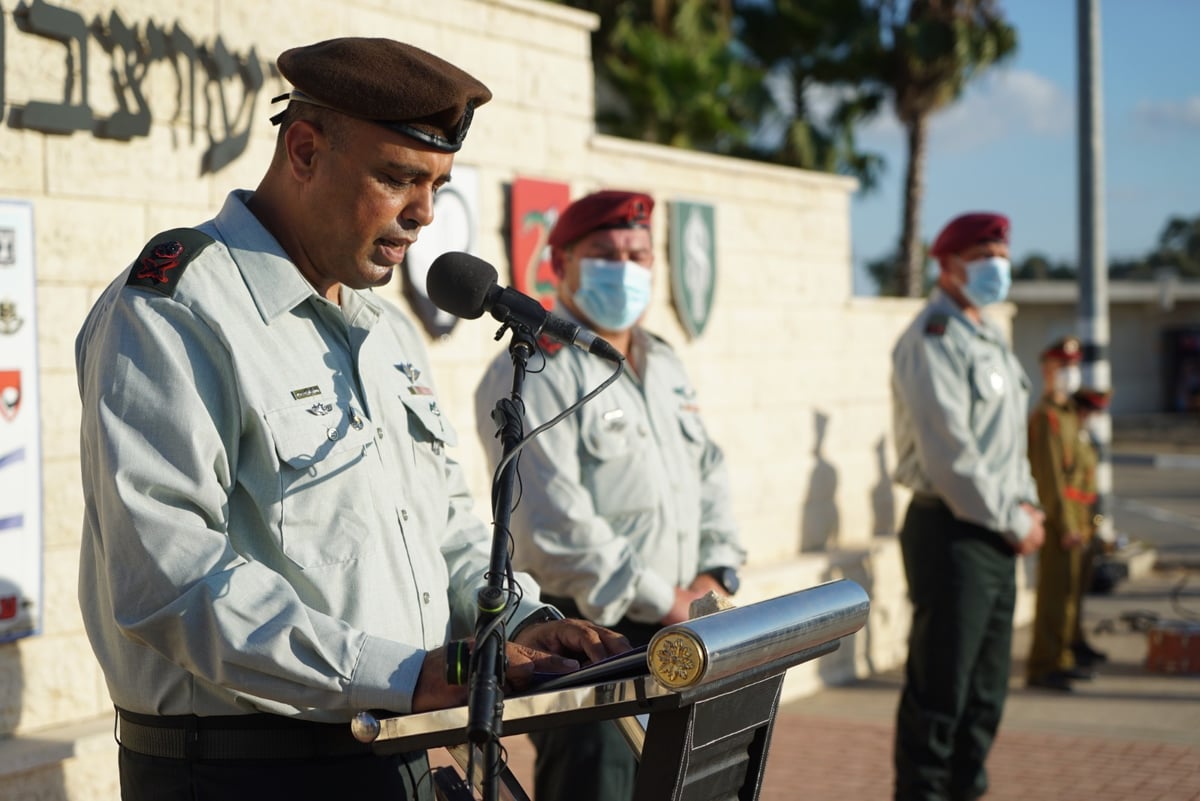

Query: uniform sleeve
left=694, top=428, right=745, bottom=574
left=474, top=358, right=675, bottom=627
left=77, top=291, right=424, bottom=715
left=893, top=329, right=1034, bottom=544
left=434, top=446, right=549, bottom=640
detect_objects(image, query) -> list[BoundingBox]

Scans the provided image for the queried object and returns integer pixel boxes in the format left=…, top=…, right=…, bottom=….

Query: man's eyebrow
left=382, top=162, right=453, bottom=184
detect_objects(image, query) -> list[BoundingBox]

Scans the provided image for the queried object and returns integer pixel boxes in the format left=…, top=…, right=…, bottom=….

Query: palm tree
left=863, top=0, right=1017, bottom=296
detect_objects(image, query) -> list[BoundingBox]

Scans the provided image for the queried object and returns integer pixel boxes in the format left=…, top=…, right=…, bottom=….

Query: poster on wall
left=402, top=165, right=481, bottom=338
left=669, top=200, right=717, bottom=339
left=0, top=200, right=42, bottom=643
left=510, top=177, right=570, bottom=310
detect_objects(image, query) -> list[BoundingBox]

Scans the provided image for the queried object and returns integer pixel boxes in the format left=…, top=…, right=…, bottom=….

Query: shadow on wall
left=871, top=436, right=897, bottom=537
left=819, top=551, right=877, bottom=685
left=799, top=410, right=839, bottom=553
left=0, top=641, right=67, bottom=799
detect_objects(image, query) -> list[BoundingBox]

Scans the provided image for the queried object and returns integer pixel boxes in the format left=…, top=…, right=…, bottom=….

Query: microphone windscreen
left=426, top=251, right=498, bottom=319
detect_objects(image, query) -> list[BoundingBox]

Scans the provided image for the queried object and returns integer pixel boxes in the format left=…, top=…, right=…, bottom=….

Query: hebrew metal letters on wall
left=3, top=0, right=276, bottom=173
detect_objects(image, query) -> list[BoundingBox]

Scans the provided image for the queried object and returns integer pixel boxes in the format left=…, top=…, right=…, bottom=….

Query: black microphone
left=426, top=251, right=624, bottom=363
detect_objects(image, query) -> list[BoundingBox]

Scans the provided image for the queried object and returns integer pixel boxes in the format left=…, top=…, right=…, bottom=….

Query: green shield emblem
left=669, top=201, right=716, bottom=339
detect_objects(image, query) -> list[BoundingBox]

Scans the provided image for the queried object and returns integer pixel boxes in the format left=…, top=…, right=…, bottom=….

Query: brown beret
left=275, top=37, right=492, bottom=153
left=930, top=212, right=1010, bottom=259
left=1040, top=336, right=1083, bottom=364
left=1073, top=387, right=1112, bottom=411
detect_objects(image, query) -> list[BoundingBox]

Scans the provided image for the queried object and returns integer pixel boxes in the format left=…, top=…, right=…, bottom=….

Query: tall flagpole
left=1076, top=0, right=1113, bottom=538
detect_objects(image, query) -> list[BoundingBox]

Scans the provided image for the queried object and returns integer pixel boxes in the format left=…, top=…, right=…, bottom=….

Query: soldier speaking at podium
left=75, top=37, right=625, bottom=801
left=475, top=190, right=746, bottom=801
left=890, top=212, right=1045, bottom=801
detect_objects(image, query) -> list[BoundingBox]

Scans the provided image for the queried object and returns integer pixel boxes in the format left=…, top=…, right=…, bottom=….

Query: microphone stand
left=468, top=322, right=537, bottom=801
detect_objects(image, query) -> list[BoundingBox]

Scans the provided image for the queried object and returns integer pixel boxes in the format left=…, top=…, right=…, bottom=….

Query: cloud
left=930, top=68, right=1071, bottom=150
left=1134, top=96, right=1200, bottom=133
left=852, top=68, right=1071, bottom=152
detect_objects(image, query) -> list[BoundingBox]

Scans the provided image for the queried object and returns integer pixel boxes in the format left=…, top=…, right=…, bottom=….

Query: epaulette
left=924, top=313, right=950, bottom=336
left=536, top=334, right=564, bottom=356
left=125, top=228, right=216, bottom=297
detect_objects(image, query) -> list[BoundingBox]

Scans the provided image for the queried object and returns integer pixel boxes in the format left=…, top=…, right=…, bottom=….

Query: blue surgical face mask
left=961, top=255, right=1012, bottom=306
left=573, top=258, right=653, bottom=332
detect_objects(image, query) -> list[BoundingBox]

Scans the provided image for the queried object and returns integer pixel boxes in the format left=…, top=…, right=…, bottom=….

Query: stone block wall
left=0, top=1, right=1032, bottom=796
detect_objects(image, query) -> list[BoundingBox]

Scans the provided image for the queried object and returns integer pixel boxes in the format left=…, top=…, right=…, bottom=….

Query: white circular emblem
left=989, top=371, right=1004, bottom=392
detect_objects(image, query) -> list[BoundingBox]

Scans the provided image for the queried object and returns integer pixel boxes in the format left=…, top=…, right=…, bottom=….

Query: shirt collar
left=928, top=287, right=1004, bottom=343
left=210, top=190, right=382, bottom=324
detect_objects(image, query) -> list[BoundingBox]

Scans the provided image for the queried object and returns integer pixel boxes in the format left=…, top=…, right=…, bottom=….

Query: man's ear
left=284, top=120, right=322, bottom=182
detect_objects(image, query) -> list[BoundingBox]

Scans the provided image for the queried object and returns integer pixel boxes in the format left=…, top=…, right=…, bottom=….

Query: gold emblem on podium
left=649, top=631, right=706, bottom=689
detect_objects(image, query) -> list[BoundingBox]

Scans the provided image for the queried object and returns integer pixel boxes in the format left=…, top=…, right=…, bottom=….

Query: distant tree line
left=548, top=0, right=1017, bottom=297
left=867, top=213, right=1200, bottom=295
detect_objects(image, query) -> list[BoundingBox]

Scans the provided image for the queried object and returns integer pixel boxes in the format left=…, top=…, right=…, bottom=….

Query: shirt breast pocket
left=264, top=405, right=379, bottom=568
left=580, top=414, right=656, bottom=514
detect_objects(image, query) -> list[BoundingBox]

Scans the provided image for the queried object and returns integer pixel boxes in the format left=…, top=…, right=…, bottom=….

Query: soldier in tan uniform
left=1069, top=386, right=1113, bottom=667
left=1026, top=336, right=1094, bottom=691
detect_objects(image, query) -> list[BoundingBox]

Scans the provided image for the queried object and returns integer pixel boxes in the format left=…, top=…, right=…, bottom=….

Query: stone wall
left=0, top=1, right=1032, bottom=796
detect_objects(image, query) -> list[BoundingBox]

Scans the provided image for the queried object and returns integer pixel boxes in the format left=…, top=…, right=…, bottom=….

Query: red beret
left=1073, top=387, right=1112, bottom=411
left=929, top=212, right=1010, bottom=259
left=275, top=38, right=491, bottom=153
left=548, top=190, right=654, bottom=251
left=1040, top=336, right=1083, bottom=364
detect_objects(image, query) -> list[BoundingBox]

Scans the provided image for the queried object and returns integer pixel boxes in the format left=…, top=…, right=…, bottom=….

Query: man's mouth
left=376, top=238, right=412, bottom=264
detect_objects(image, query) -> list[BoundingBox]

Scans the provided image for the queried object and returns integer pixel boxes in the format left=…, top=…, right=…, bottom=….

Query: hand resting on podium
left=412, top=618, right=630, bottom=712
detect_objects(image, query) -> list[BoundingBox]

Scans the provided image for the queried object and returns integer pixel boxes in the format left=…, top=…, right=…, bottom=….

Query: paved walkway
left=439, top=565, right=1200, bottom=800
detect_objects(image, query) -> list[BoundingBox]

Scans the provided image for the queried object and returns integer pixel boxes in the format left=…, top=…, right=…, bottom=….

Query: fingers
left=504, top=641, right=579, bottom=691
left=514, top=618, right=630, bottom=664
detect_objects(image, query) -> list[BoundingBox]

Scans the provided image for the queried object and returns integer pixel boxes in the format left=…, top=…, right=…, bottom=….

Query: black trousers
left=119, top=741, right=432, bottom=801
left=531, top=596, right=661, bottom=801
left=893, top=497, right=1016, bottom=801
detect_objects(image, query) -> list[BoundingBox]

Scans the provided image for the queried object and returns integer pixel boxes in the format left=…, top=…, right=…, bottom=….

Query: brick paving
left=760, top=713, right=1200, bottom=801
left=452, top=715, right=1200, bottom=801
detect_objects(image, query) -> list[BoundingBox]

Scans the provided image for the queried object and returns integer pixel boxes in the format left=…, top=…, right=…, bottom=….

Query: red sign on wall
left=510, top=177, right=570, bottom=310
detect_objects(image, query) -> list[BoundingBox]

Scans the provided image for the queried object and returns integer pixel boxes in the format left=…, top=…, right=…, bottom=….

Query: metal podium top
left=353, top=578, right=870, bottom=752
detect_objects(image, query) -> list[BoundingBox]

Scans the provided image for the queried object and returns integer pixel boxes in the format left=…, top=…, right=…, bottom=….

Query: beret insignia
left=126, top=228, right=216, bottom=297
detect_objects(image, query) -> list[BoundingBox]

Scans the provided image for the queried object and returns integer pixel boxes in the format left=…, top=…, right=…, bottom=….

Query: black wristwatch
left=704, top=567, right=740, bottom=596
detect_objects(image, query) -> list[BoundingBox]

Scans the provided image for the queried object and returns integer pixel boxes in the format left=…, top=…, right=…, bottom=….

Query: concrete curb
left=1112, top=452, right=1200, bottom=469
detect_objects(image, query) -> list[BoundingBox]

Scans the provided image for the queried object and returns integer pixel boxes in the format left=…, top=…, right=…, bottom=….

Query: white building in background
left=1009, top=279, right=1200, bottom=417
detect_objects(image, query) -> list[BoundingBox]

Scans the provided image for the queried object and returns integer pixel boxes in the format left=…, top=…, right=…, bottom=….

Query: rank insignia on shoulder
left=537, top=334, right=564, bottom=356
left=126, top=228, right=216, bottom=297
left=924, top=314, right=950, bottom=336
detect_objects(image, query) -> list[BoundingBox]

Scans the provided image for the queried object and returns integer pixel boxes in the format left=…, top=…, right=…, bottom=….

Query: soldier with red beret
left=76, top=38, right=627, bottom=801
left=891, top=212, right=1045, bottom=800
left=1026, top=336, right=1097, bottom=692
left=475, top=189, right=745, bottom=801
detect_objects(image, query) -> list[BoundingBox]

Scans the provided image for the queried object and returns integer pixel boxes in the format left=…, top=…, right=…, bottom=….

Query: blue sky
left=849, top=0, right=1200, bottom=294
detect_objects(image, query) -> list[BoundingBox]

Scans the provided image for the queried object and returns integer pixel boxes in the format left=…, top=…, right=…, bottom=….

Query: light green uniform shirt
left=474, top=316, right=744, bottom=627
left=76, top=191, right=542, bottom=722
left=891, top=290, right=1039, bottom=545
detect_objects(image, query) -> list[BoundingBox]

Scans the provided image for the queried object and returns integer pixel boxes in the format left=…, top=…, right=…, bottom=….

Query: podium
left=352, top=579, right=870, bottom=801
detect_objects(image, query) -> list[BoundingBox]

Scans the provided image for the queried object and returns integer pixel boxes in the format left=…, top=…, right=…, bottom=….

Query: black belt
left=116, top=708, right=380, bottom=761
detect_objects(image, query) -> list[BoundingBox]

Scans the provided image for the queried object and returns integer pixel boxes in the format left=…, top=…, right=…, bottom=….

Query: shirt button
left=422, top=592, right=431, bottom=605
left=401, top=509, right=409, bottom=521
left=326, top=428, right=339, bottom=441
left=376, top=427, right=384, bottom=439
